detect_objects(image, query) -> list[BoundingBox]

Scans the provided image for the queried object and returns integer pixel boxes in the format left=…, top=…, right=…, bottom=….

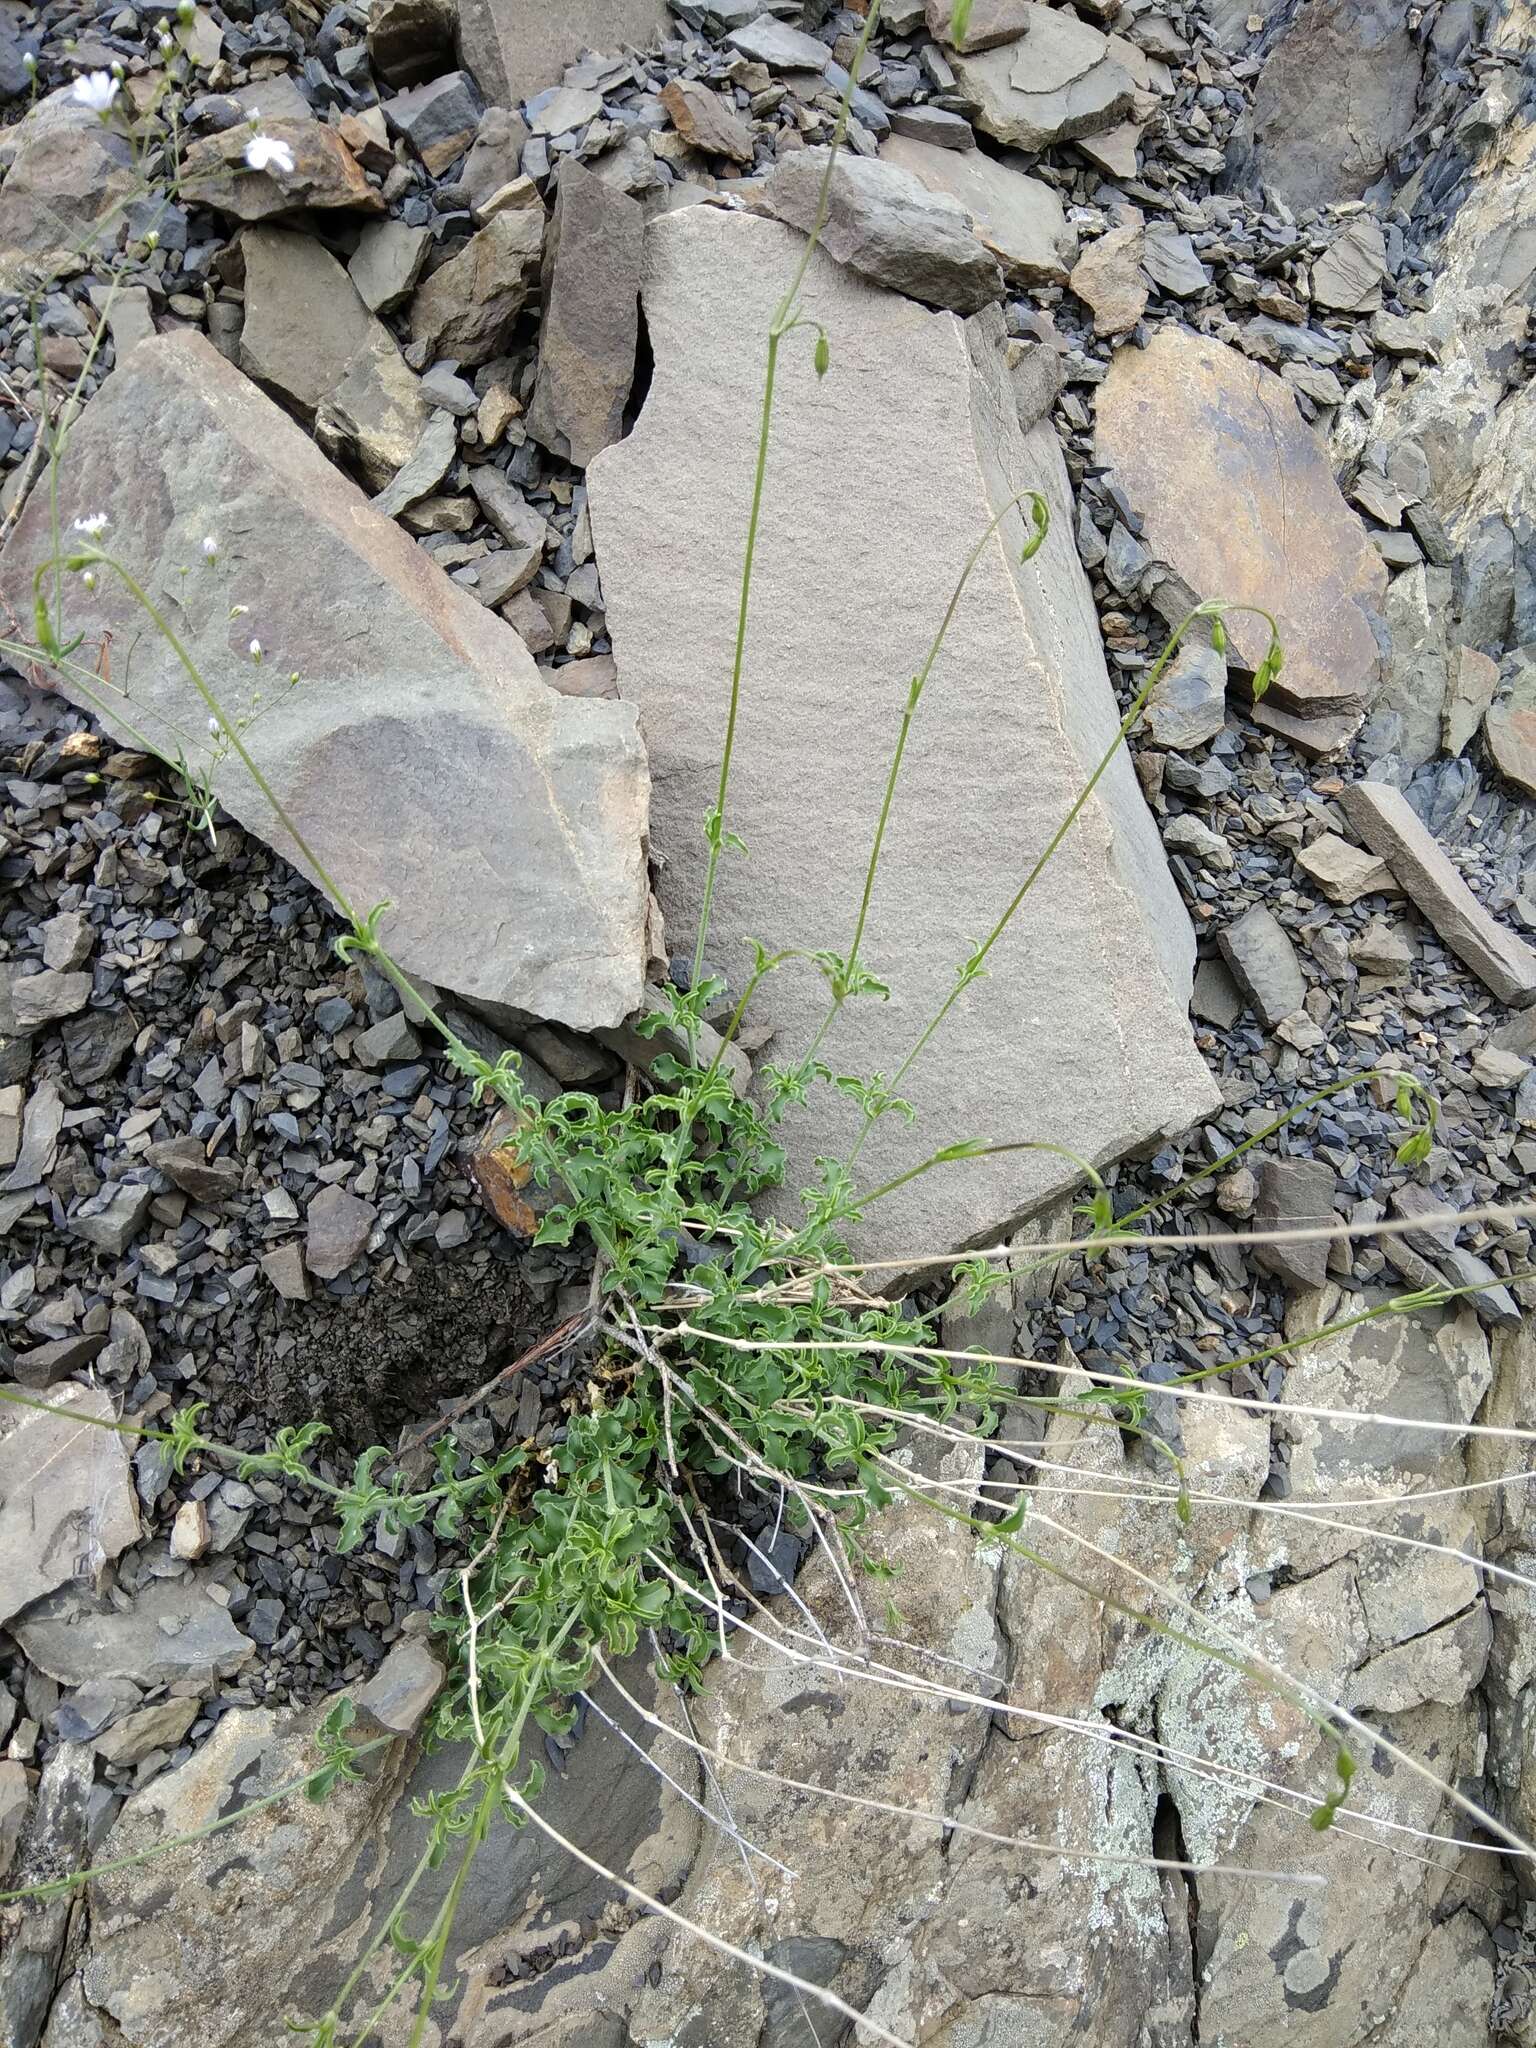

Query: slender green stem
left=857, top=1137, right=1105, bottom=1212
left=845, top=604, right=1279, bottom=1168
left=686, top=0, right=886, bottom=1045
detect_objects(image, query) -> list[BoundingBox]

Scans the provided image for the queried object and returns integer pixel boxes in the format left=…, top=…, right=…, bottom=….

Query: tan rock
left=1296, top=831, right=1395, bottom=904
left=589, top=207, right=1217, bottom=1263
left=1442, top=644, right=1499, bottom=756
left=926, top=0, right=1034, bottom=51
left=181, top=119, right=384, bottom=222
left=1095, top=326, right=1388, bottom=726
left=455, top=0, right=669, bottom=105
left=950, top=7, right=1136, bottom=152
left=1486, top=674, right=1536, bottom=798
left=1069, top=217, right=1147, bottom=335
left=408, top=205, right=545, bottom=366
left=659, top=77, right=755, bottom=165
left=882, top=130, right=1076, bottom=284
left=0, top=333, right=650, bottom=1032
left=527, top=160, right=645, bottom=468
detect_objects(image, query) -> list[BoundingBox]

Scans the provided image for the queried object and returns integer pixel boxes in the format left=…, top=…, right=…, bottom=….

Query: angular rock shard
left=881, top=130, right=1076, bottom=285
left=456, top=0, right=669, bottom=106
left=0, top=1381, right=139, bottom=1626
left=1095, top=326, right=1388, bottom=730
left=1338, top=780, right=1536, bottom=1006
left=181, top=119, right=384, bottom=222
left=0, top=334, right=650, bottom=1032
left=527, top=159, right=644, bottom=468
left=589, top=207, right=1217, bottom=1263
left=950, top=6, right=1135, bottom=152
left=757, top=147, right=1004, bottom=315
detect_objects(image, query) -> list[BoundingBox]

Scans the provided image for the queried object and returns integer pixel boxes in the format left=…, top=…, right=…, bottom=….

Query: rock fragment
left=950, top=9, right=1135, bottom=152
left=1338, top=780, right=1536, bottom=1006
left=0, top=1382, right=140, bottom=1625
left=1095, top=327, right=1387, bottom=733
left=0, top=333, right=649, bottom=1033
left=408, top=205, right=546, bottom=366
left=758, top=146, right=1004, bottom=314
left=660, top=77, right=756, bottom=164
left=882, top=132, right=1074, bottom=285
left=527, top=161, right=644, bottom=468
left=1296, top=834, right=1395, bottom=905
left=1252, top=1158, right=1337, bottom=1293
left=305, top=1184, right=378, bottom=1279
left=457, top=0, right=669, bottom=105
left=182, top=121, right=384, bottom=222
left=1218, top=904, right=1306, bottom=1027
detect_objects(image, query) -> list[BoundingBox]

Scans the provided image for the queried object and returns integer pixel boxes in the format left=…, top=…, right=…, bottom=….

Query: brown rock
left=1295, top=833, right=1395, bottom=905
left=0, top=95, right=135, bottom=290
left=261, top=1241, right=311, bottom=1301
left=1069, top=218, right=1147, bottom=335
left=146, top=1135, right=243, bottom=1203
left=1443, top=644, right=1499, bottom=756
left=1095, top=326, right=1387, bottom=727
left=1338, top=779, right=1536, bottom=1006
left=408, top=205, right=545, bottom=366
left=305, top=1184, right=377, bottom=1279
left=660, top=77, right=756, bottom=165
left=367, top=0, right=456, bottom=85
left=181, top=120, right=384, bottom=222
left=469, top=1107, right=545, bottom=1236
left=527, top=160, right=644, bottom=468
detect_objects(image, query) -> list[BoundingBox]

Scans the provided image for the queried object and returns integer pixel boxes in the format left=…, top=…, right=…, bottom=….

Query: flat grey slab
left=589, top=207, right=1217, bottom=1265
left=0, top=333, right=650, bottom=1033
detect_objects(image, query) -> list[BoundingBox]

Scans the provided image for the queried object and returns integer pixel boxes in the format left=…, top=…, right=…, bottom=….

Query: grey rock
left=0, top=1759, right=26, bottom=1882
left=239, top=227, right=426, bottom=494
left=1338, top=779, right=1536, bottom=1006
left=40, top=912, right=93, bottom=971
left=1295, top=832, right=1394, bottom=904
left=758, top=146, right=1003, bottom=314
left=0, top=1381, right=139, bottom=1626
left=69, top=1183, right=153, bottom=1255
left=93, top=1694, right=200, bottom=1766
left=659, top=77, right=756, bottom=165
left=524, top=84, right=604, bottom=138
left=347, top=220, right=432, bottom=314
left=1252, top=1157, right=1336, bottom=1292
left=1218, top=904, right=1306, bottom=1027
left=881, top=131, right=1074, bottom=286
left=353, top=1637, right=443, bottom=1735
left=371, top=409, right=458, bottom=519
left=1096, top=327, right=1387, bottom=730
left=10, top=970, right=91, bottom=1029
left=408, top=205, right=546, bottom=367
left=1312, top=215, right=1389, bottom=314
left=588, top=207, right=1216, bottom=1262
left=726, top=17, right=830, bottom=69
left=0, top=94, right=135, bottom=290
left=366, top=0, right=456, bottom=85
left=888, top=104, right=975, bottom=150
left=1143, top=639, right=1226, bottom=750
left=1228, top=0, right=1423, bottom=210
left=1139, top=222, right=1210, bottom=297
left=949, top=9, right=1135, bottom=153
left=527, top=160, right=644, bottom=468
left=384, top=69, right=481, bottom=175
left=456, top=0, right=669, bottom=105
left=1443, top=644, right=1499, bottom=757
left=60, top=1007, right=136, bottom=1088
left=305, top=1184, right=377, bottom=1279
left=0, top=1744, right=92, bottom=2048
left=1069, top=218, right=1148, bottom=336
left=926, top=0, right=1036, bottom=52
left=461, top=106, right=527, bottom=216
left=1363, top=564, right=1452, bottom=772
left=13, top=1573, right=254, bottom=1689
left=0, top=333, right=649, bottom=1034
left=0, top=1078, right=60, bottom=1192
left=260, top=1241, right=311, bottom=1302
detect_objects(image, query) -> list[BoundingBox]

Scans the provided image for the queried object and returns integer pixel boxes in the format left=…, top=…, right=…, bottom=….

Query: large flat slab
left=0, top=333, right=650, bottom=1032
left=588, top=207, right=1217, bottom=1263
left=1095, top=325, right=1389, bottom=729
left=456, top=0, right=669, bottom=106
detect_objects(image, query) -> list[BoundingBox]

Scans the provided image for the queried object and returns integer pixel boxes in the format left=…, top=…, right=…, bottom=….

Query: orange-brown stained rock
left=181, top=120, right=385, bottom=222
left=1094, top=325, right=1388, bottom=725
left=469, top=1109, right=543, bottom=1238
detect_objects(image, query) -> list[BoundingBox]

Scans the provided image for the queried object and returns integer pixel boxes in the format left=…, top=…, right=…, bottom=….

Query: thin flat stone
left=1338, top=780, right=1536, bottom=1005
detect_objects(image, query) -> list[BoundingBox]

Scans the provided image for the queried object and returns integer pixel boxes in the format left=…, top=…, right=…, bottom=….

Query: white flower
left=244, top=134, right=295, bottom=176
left=248, top=638, right=263, bottom=661
left=72, top=513, right=108, bottom=537
left=21, top=51, right=35, bottom=75
left=71, top=69, right=119, bottom=114
left=208, top=716, right=220, bottom=735
left=201, top=535, right=218, bottom=559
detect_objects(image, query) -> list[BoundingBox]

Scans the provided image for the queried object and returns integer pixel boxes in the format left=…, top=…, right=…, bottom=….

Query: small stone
left=182, top=120, right=383, bottom=223
left=353, top=1637, right=444, bottom=1736
left=41, top=911, right=94, bottom=971
left=757, top=146, right=1003, bottom=314
left=1350, top=917, right=1413, bottom=978
left=525, top=85, right=604, bottom=137
left=527, top=160, right=645, bottom=468
left=1143, top=639, right=1226, bottom=749
left=261, top=1241, right=311, bottom=1301
left=94, top=1694, right=199, bottom=1765
left=660, top=78, right=756, bottom=164
left=949, top=10, right=1135, bottom=153
left=146, top=1135, right=242, bottom=1203
left=725, top=18, right=830, bottom=70
left=1069, top=219, right=1147, bottom=337
left=0, top=1382, right=140, bottom=1625
left=1296, top=833, right=1394, bottom=905
left=926, top=0, right=1035, bottom=50
left=61, top=1007, right=137, bottom=1087
left=385, top=70, right=482, bottom=176
left=409, top=207, right=546, bottom=367
left=11, top=969, right=92, bottom=1028
left=348, top=220, right=432, bottom=315
left=1140, top=222, right=1210, bottom=298
left=1218, top=905, right=1306, bottom=1027
left=1311, top=216, right=1388, bottom=314
left=1471, top=1045, right=1530, bottom=1091
left=1164, top=814, right=1234, bottom=870
left=1217, top=1165, right=1258, bottom=1218
left=170, top=1498, right=211, bottom=1562
left=1443, top=645, right=1499, bottom=757
left=889, top=105, right=975, bottom=150
left=882, top=134, right=1073, bottom=286
left=1253, top=1158, right=1337, bottom=1293
left=70, top=1183, right=153, bottom=1256
left=305, top=1184, right=378, bottom=1279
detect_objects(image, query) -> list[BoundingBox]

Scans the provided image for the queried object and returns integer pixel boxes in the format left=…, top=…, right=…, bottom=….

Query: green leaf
left=951, top=0, right=974, bottom=43
left=814, top=329, right=830, bottom=378
left=1018, top=491, right=1050, bottom=563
